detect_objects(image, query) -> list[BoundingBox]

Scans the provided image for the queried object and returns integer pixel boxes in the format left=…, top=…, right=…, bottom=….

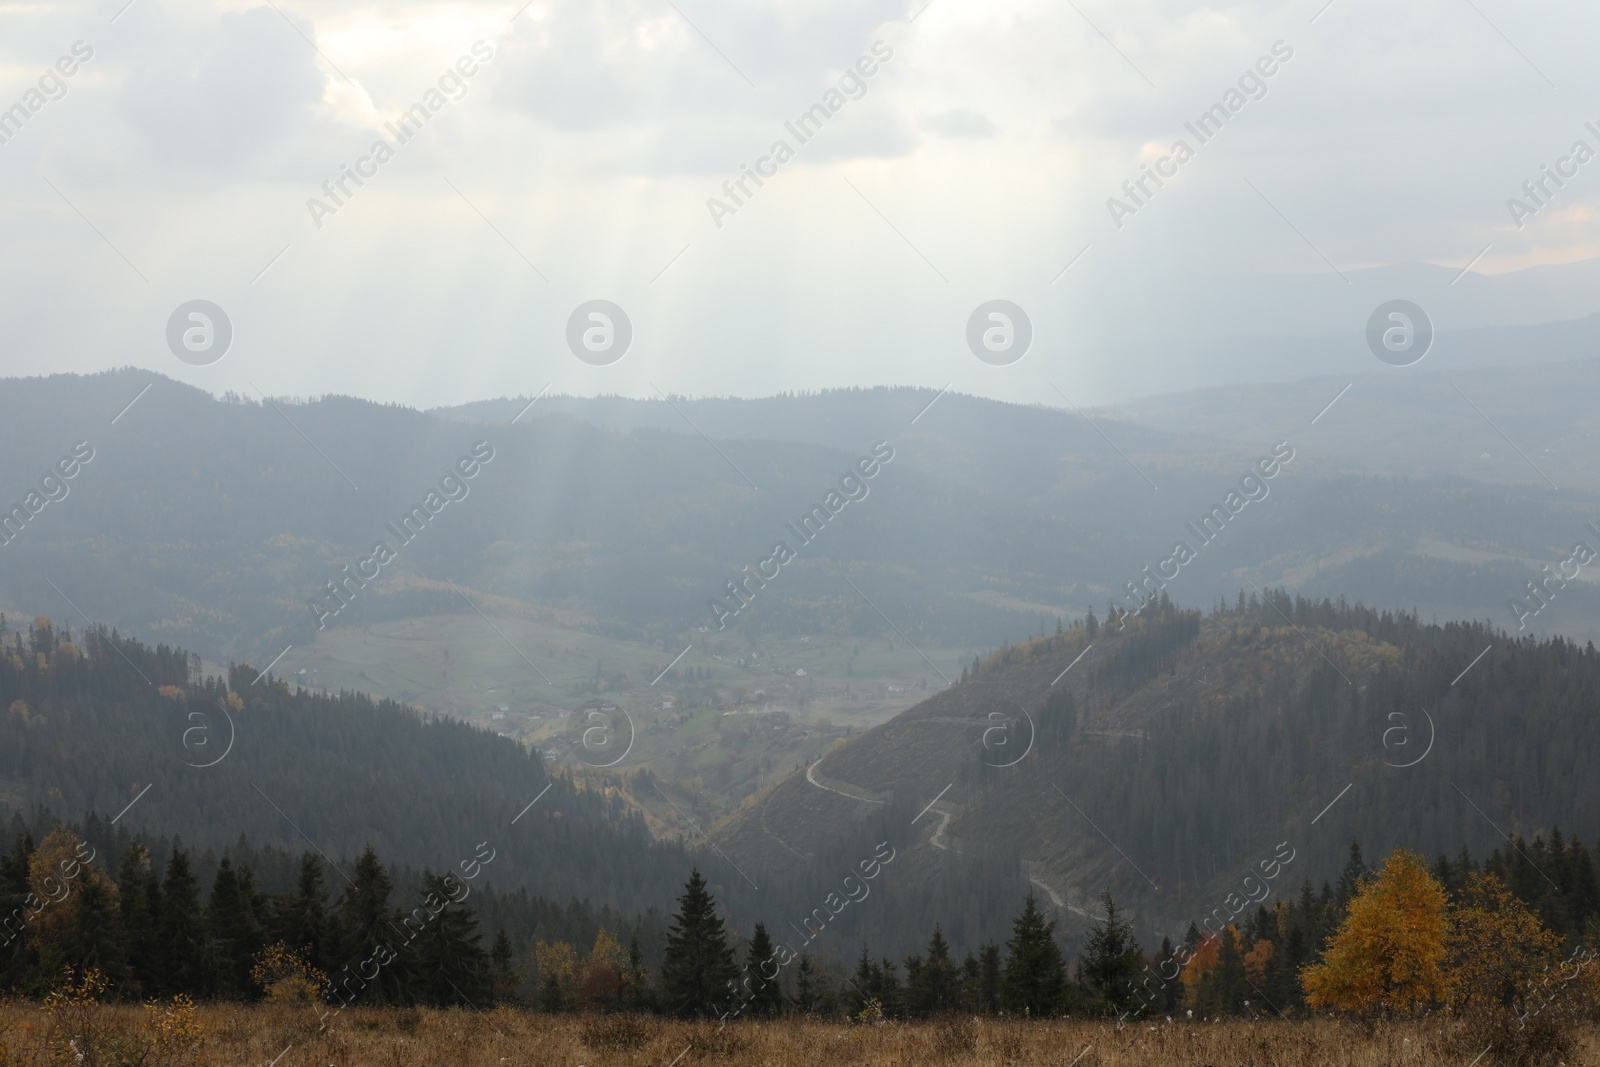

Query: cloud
left=115, top=4, right=330, bottom=174
left=492, top=0, right=904, bottom=130
left=920, top=108, right=994, bottom=137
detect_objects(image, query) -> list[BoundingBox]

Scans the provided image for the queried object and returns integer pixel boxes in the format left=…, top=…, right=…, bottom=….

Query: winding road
left=805, top=754, right=886, bottom=804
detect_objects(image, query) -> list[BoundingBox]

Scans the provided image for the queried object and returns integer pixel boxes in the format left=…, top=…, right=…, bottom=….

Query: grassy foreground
left=3, top=1004, right=1596, bottom=1067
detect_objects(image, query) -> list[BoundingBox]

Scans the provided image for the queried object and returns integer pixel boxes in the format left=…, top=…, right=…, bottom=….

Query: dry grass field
left=2, top=1004, right=1597, bottom=1067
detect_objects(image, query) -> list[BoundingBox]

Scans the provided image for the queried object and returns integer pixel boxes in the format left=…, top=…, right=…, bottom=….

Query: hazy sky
left=2, top=0, right=1598, bottom=409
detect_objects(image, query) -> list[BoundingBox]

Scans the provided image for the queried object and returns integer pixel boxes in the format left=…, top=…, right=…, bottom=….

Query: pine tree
left=332, top=846, right=407, bottom=1006
left=1207, top=926, right=1248, bottom=1016
left=621, top=933, right=652, bottom=1012
left=852, top=946, right=877, bottom=1016
left=1001, top=893, right=1065, bottom=1017
left=274, top=854, right=329, bottom=971
left=741, top=922, right=783, bottom=1017
left=159, top=848, right=205, bottom=997
left=1077, top=890, right=1145, bottom=1017
left=794, top=953, right=819, bottom=1014
left=490, top=929, right=519, bottom=1005
left=958, top=952, right=980, bottom=1012
left=657, top=870, right=736, bottom=1018
left=977, top=943, right=1002, bottom=1015
left=1158, top=935, right=1180, bottom=1015
left=907, top=924, right=958, bottom=1017
left=60, top=869, right=129, bottom=988
left=877, top=957, right=903, bottom=1019
left=409, top=871, right=491, bottom=1007
left=539, top=970, right=564, bottom=1012
left=1272, top=912, right=1307, bottom=1014
left=116, top=843, right=161, bottom=998
left=205, top=858, right=261, bottom=999
left=0, top=833, right=33, bottom=991
left=1335, top=843, right=1369, bottom=909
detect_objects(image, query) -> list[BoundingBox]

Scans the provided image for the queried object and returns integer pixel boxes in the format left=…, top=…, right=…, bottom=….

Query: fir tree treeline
left=683, top=835, right=1600, bottom=1023
left=6, top=825, right=1598, bottom=1023
left=0, top=813, right=675, bottom=1007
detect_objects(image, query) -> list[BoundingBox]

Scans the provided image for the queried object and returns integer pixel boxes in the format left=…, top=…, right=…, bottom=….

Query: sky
left=2, top=0, right=1599, bottom=409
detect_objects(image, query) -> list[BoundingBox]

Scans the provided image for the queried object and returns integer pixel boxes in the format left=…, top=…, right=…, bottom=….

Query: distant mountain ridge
left=2, top=369, right=1599, bottom=676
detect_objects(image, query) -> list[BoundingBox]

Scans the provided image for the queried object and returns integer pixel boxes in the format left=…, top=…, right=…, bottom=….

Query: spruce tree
left=60, top=871, right=129, bottom=988
left=409, top=871, right=490, bottom=1007
left=1001, top=893, right=1065, bottom=1017
left=621, top=933, right=652, bottom=1012
left=116, top=844, right=161, bottom=998
left=1335, top=843, right=1368, bottom=908
left=158, top=848, right=204, bottom=997
left=908, top=924, right=958, bottom=1016
left=794, top=953, right=819, bottom=1013
left=1220, top=927, right=1251, bottom=1016
left=657, top=869, right=736, bottom=1018
left=876, top=957, right=903, bottom=1019
left=0, top=834, right=33, bottom=991
left=275, top=853, right=329, bottom=971
left=959, top=952, right=980, bottom=1012
left=1157, top=935, right=1180, bottom=1015
left=1077, top=890, right=1144, bottom=1017
left=977, top=943, right=1002, bottom=1015
left=740, top=922, right=783, bottom=1017
left=204, top=858, right=261, bottom=999
left=1263, top=921, right=1300, bottom=1016
left=539, top=970, right=565, bottom=1012
left=851, top=946, right=876, bottom=1016
left=1039, top=688, right=1078, bottom=749
left=333, top=846, right=407, bottom=1006
left=490, top=929, right=519, bottom=1005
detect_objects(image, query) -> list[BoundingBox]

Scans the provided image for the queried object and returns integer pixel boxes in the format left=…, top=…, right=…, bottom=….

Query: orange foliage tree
left=1301, top=848, right=1450, bottom=1015
left=1243, top=939, right=1274, bottom=989
left=1179, top=931, right=1220, bottom=1003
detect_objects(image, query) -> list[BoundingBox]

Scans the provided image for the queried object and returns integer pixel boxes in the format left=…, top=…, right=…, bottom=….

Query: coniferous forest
left=4, top=608, right=1600, bottom=1064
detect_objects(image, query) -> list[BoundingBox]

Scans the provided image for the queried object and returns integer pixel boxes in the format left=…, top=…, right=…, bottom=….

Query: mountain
left=8, top=591, right=1599, bottom=963
left=3, top=368, right=1600, bottom=832
left=714, top=594, right=1600, bottom=951
left=0, top=616, right=716, bottom=919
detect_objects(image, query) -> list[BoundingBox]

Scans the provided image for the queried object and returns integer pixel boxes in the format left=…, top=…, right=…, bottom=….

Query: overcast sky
left=2, top=0, right=1598, bottom=409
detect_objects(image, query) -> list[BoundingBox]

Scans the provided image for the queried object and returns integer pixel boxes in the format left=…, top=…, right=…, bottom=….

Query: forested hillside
left=9, top=591, right=1600, bottom=971
left=718, top=593, right=1600, bottom=955
left=0, top=616, right=715, bottom=918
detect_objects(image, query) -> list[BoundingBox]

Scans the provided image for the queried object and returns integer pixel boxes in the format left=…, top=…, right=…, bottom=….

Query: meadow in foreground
left=2, top=1004, right=1597, bottom=1067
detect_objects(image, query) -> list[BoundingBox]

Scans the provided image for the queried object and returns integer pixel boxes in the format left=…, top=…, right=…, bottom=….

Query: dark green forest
left=0, top=616, right=711, bottom=918
left=957, top=593, right=1600, bottom=907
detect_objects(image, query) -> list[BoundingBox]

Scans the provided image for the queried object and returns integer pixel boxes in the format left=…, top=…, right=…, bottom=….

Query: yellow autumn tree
left=1301, top=848, right=1450, bottom=1015
left=27, top=827, right=117, bottom=951
left=251, top=942, right=328, bottom=1003
left=580, top=929, right=627, bottom=1010
left=535, top=939, right=578, bottom=1008
left=1447, top=872, right=1561, bottom=1010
